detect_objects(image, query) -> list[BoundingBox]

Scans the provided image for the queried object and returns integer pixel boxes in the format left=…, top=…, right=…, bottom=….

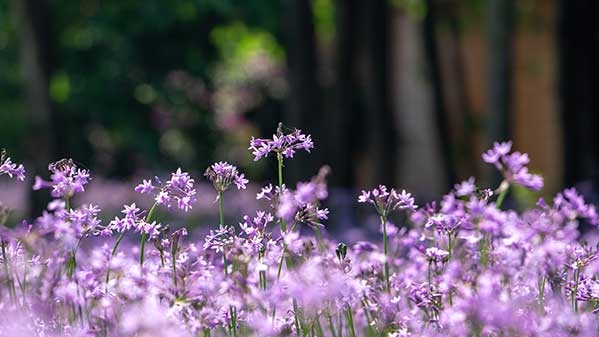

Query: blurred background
left=0, top=0, right=598, bottom=227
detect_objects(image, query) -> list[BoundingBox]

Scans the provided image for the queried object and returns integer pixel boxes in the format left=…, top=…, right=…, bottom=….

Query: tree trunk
left=486, top=0, right=514, bottom=185
left=559, top=0, right=599, bottom=186
left=283, top=0, right=323, bottom=183
left=423, top=0, right=456, bottom=190
left=328, top=0, right=357, bottom=188
left=13, top=0, right=56, bottom=217
left=360, top=0, right=397, bottom=186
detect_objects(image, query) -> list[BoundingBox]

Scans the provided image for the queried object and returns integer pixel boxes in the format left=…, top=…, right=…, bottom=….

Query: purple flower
left=276, top=166, right=330, bottom=229
left=134, top=179, right=154, bottom=194
left=0, top=151, right=25, bottom=181
left=358, top=185, right=417, bottom=216
left=137, top=168, right=197, bottom=212
left=483, top=141, right=544, bottom=191
left=33, top=158, right=90, bottom=198
left=248, top=124, right=314, bottom=161
left=204, top=161, right=248, bottom=193
left=454, top=177, right=476, bottom=197
left=425, top=247, right=449, bottom=264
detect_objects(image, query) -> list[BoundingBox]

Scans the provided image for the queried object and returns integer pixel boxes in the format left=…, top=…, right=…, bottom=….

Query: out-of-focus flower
left=0, top=150, right=25, bottom=181
left=483, top=141, right=543, bottom=190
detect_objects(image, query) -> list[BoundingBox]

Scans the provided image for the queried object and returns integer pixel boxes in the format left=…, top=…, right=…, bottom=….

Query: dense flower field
left=1, top=126, right=599, bottom=337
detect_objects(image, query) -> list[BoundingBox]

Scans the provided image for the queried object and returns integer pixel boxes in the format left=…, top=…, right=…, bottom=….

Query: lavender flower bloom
left=204, top=161, right=248, bottom=193
left=248, top=124, right=314, bottom=161
left=358, top=185, right=417, bottom=216
left=135, top=168, right=197, bottom=212
left=105, top=203, right=163, bottom=240
left=276, top=166, right=330, bottom=229
left=33, top=158, right=90, bottom=198
left=454, top=177, right=476, bottom=197
left=425, top=247, right=449, bottom=264
left=483, top=141, right=544, bottom=190
left=554, top=188, right=599, bottom=226
left=0, top=150, right=25, bottom=181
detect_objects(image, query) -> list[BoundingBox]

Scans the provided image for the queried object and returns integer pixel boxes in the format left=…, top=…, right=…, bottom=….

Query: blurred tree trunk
left=486, top=0, right=514, bottom=185
left=423, top=0, right=456, bottom=190
left=283, top=0, right=323, bottom=183
left=359, top=0, right=397, bottom=186
left=447, top=1, right=477, bottom=179
left=559, top=0, right=599, bottom=186
left=328, top=0, right=357, bottom=188
left=13, top=0, right=56, bottom=217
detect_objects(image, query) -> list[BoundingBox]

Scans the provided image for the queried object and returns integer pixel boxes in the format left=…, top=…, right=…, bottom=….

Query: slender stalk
left=218, top=192, right=229, bottom=276
left=572, top=268, right=580, bottom=312
left=538, top=275, right=546, bottom=312
left=381, top=215, right=390, bottom=293
left=139, top=203, right=158, bottom=266
left=325, top=312, right=337, bottom=337
left=218, top=191, right=238, bottom=337
left=345, top=306, right=356, bottom=337
left=1, top=240, right=16, bottom=303
left=277, top=153, right=287, bottom=232
left=172, top=249, right=178, bottom=289
left=495, top=182, right=509, bottom=209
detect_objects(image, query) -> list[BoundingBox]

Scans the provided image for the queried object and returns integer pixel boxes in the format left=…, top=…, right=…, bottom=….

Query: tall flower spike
left=248, top=122, right=314, bottom=161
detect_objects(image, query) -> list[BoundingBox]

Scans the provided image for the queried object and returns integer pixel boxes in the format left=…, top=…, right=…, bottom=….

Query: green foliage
left=0, top=0, right=284, bottom=176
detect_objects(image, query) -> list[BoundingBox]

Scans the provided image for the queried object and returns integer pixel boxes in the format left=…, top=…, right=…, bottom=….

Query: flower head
left=204, top=161, right=248, bottom=194
left=248, top=123, right=314, bottom=161
left=358, top=185, right=417, bottom=217
left=33, top=158, right=89, bottom=198
left=136, top=168, right=197, bottom=212
left=483, top=141, right=543, bottom=191
left=0, top=150, right=25, bottom=181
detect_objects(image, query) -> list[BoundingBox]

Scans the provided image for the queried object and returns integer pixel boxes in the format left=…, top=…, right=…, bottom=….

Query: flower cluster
left=248, top=123, right=313, bottom=161
left=277, top=166, right=330, bottom=228
left=483, top=141, right=544, bottom=190
left=36, top=200, right=102, bottom=247
left=204, top=161, right=248, bottom=193
left=135, top=168, right=197, bottom=212
left=105, top=203, right=162, bottom=239
left=2, top=131, right=599, bottom=337
left=358, top=185, right=417, bottom=216
left=33, top=158, right=90, bottom=198
left=0, top=150, right=25, bottom=181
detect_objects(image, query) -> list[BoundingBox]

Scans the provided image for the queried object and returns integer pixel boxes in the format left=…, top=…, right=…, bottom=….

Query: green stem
left=65, top=196, right=71, bottom=211
left=573, top=268, right=580, bottom=312
left=538, top=275, right=546, bottom=313
left=218, top=192, right=237, bottom=337
left=325, top=312, right=337, bottom=337
left=495, top=182, right=509, bottom=209
left=381, top=215, right=390, bottom=293
left=218, top=192, right=229, bottom=276
left=1, top=240, right=16, bottom=303
left=277, top=153, right=287, bottom=232
left=172, top=249, right=178, bottom=289
left=345, top=306, right=356, bottom=337
left=139, top=203, right=158, bottom=267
